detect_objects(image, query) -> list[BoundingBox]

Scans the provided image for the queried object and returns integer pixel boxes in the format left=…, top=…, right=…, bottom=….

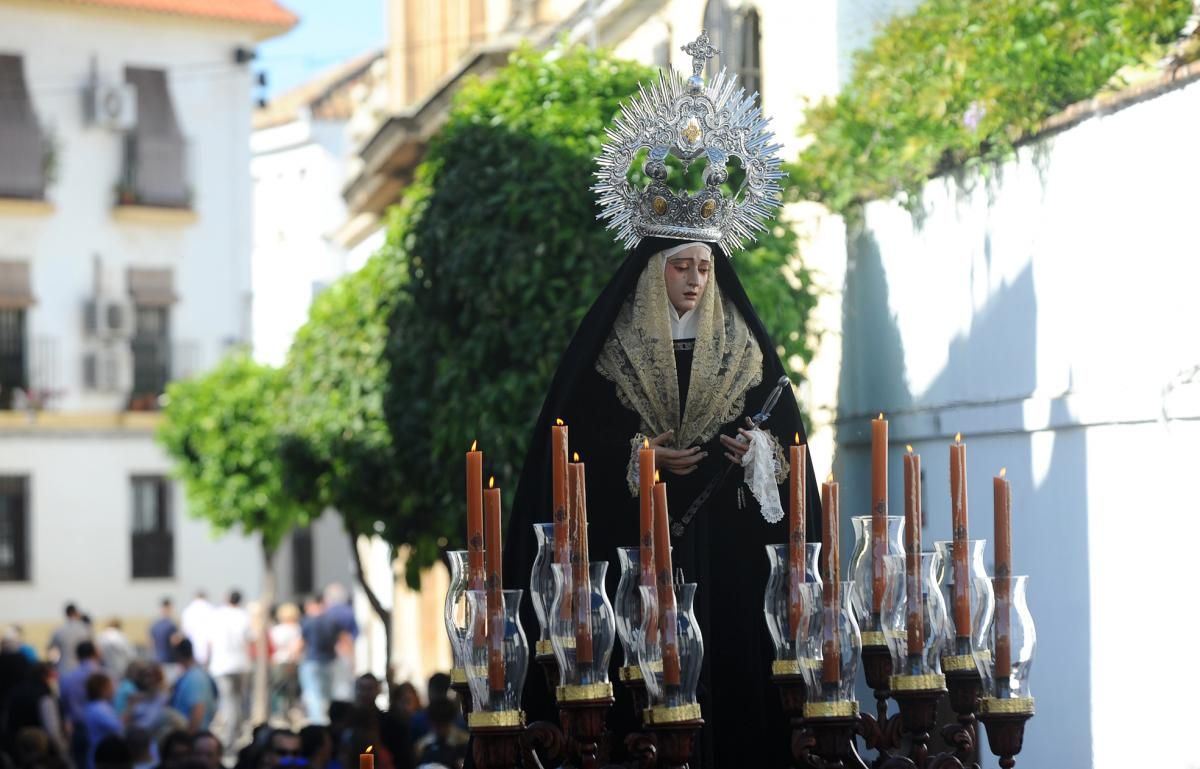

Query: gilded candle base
left=889, top=673, right=947, bottom=692
left=980, top=696, right=1035, bottom=715
left=535, top=639, right=554, bottom=656
left=941, top=654, right=977, bottom=672
left=860, top=631, right=887, bottom=647
left=556, top=682, right=614, bottom=702
left=619, top=665, right=643, bottom=682
left=450, top=667, right=467, bottom=684
left=772, top=658, right=821, bottom=676
left=802, top=700, right=859, bottom=719
left=644, top=703, right=703, bottom=724
left=468, top=709, right=526, bottom=728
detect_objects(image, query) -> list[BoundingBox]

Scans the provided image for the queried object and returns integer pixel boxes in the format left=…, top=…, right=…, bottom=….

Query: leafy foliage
left=790, top=0, right=1193, bottom=212
left=375, top=44, right=819, bottom=581
left=158, top=353, right=306, bottom=552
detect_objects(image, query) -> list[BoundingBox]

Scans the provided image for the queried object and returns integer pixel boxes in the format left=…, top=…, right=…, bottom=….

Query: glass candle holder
left=444, top=550, right=471, bottom=676
left=934, top=540, right=995, bottom=662
left=797, top=580, right=861, bottom=716
left=881, top=553, right=950, bottom=683
left=463, top=588, right=528, bottom=723
left=529, top=523, right=556, bottom=656
left=638, top=582, right=703, bottom=722
left=763, top=542, right=822, bottom=673
left=977, top=575, right=1035, bottom=712
left=849, top=515, right=906, bottom=639
left=614, top=547, right=644, bottom=668
left=549, top=561, right=616, bottom=693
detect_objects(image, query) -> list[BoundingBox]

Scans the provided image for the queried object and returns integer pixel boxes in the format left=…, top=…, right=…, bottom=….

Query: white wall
left=251, top=117, right=353, bottom=366
left=0, top=427, right=263, bottom=623
left=836, top=77, right=1200, bottom=768
left=0, top=3, right=265, bottom=632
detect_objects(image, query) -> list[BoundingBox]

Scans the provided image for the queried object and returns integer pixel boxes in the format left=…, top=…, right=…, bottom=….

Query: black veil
left=502, top=236, right=823, bottom=767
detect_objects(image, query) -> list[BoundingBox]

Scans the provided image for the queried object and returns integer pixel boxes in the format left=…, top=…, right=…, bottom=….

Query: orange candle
left=359, top=747, right=373, bottom=769
left=820, top=473, right=840, bottom=685
left=871, top=414, right=888, bottom=614
left=788, top=435, right=806, bottom=639
left=484, top=477, right=505, bottom=695
left=569, top=461, right=593, bottom=665
left=950, top=434, right=970, bottom=640
left=994, top=468, right=1012, bottom=680
left=467, top=442, right=485, bottom=591
left=639, top=439, right=656, bottom=588
left=653, top=477, right=681, bottom=687
left=904, top=448, right=923, bottom=656
left=552, top=420, right=569, bottom=566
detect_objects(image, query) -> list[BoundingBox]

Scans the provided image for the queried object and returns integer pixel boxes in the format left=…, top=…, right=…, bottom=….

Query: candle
left=639, top=438, right=656, bottom=589
left=904, top=447, right=923, bottom=658
left=788, top=434, right=806, bottom=639
left=652, top=475, right=681, bottom=687
left=820, top=473, right=840, bottom=685
left=484, top=477, right=505, bottom=695
left=569, top=460, right=593, bottom=666
left=994, top=468, right=1012, bottom=681
left=871, top=414, right=888, bottom=615
left=552, top=420, right=569, bottom=566
left=359, top=747, right=373, bottom=769
left=467, top=441, right=485, bottom=591
left=950, top=434, right=970, bottom=641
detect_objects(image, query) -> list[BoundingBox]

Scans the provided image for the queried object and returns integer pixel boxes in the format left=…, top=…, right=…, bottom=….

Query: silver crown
left=593, top=30, right=785, bottom=255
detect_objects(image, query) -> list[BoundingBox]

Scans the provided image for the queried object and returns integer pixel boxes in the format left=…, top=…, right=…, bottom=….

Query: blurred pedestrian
left=180, top=593, right=214, bottom=668
left=126, top=728, right=156, bottom=769
left=208, top=590, right=252, bottom=750
left=82, top=672, right=125, bottom=769
left=4, top=625, right=39, bottom=663
left=352, top=675, right=410, bottom=769
left=168, top=640, right=215, bottom=733
left=268, top=604, right=302, bottom=723
left=47, top=603, right=92, bottom=674
left=319, top=586, right=356, bottom=703
left=411, top=698, right=466, bottom=769
left=61, top=640, right=104, bottom=769
left=297, top=726, right=331, bottom=769
left=92, top=734, right=133, bottom=769
left=156, top=730, right=193, bottom=769
left=5, top=661, right=68, bottom=760
left=298, top=598, right=334, bottom=725
left=98, top=620, right=136, bottom=681
left=150, top=599, right=180, bottom=681
left=190, top=731, right=223, bottom=769
left=12, top=726, right=69, bottom=769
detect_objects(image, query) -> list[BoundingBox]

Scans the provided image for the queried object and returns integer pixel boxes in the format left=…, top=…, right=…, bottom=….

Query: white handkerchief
left=742, top=429, right=784, bottom=523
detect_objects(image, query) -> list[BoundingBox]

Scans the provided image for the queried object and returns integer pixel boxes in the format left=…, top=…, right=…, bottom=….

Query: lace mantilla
left=626, top=432, right=649, bottom=496
left=596, top=248, right=763, bottom=449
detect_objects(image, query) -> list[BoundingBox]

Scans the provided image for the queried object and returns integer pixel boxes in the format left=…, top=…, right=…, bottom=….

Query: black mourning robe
left=502, top=237, right=823, bottom=769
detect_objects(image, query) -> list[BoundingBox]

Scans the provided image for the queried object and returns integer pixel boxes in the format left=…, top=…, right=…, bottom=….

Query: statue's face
left=664, top=246, right=711, bottom=314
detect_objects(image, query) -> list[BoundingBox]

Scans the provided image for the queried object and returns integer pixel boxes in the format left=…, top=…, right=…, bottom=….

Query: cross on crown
left=681, top=30, right=720, bottom=79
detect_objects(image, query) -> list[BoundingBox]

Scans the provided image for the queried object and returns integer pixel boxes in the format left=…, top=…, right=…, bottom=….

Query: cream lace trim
left=596, top=249, right=764, bottom=449
left=763, top=430, right=789, bottom=484
left=626, top=432, right=649, bottom=497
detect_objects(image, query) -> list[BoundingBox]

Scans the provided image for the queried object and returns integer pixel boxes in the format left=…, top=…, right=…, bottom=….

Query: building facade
left=0, top=0, right=295, bottom=646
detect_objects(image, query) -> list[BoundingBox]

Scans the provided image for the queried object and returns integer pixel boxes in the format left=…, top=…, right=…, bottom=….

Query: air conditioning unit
left=86, top=82, right=137, bottom=131
left=82, top=343, right=131, bottom=393
left=83, top=297, right=134, bottom=338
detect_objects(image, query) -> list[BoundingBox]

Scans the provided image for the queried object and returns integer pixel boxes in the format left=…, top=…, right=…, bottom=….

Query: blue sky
left=257, top=0, right=386, bottom=98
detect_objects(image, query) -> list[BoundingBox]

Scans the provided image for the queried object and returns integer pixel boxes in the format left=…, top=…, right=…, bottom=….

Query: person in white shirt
left=180, top=591, right=215, bottom=667
left=207, top=590, right=252, bottom=750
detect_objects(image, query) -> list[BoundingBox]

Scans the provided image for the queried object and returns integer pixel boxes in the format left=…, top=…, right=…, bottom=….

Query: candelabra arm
left=520, top=720, right=566, bottom=769
left=857, top=711, right=902, bottom=759
left=623, top=732, right=657, bottom=769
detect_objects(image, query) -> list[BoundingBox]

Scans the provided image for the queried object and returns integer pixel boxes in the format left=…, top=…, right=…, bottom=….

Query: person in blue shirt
left=82, top=672, right=124, bottom=769
left=60, top=640, right=104, bottom=769
left=149, top=598, right=179, bottom=667
left=169, top=639, right=215, bottom=733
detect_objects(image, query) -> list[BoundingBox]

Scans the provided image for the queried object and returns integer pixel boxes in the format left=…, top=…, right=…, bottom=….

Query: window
left=703, top=0, right=730, bottom=80
left=131, top=476, right=173, bottom=579
left=292, top=526, right=314, bottom=596
left=0, top=261, right=33, bottom=409
left=0, top=55, right=45, bottom=200
left=128, top=268, right=175, bottom=409
left=737, top=9, right=763, bottom=101
left=0, top=476, right=29, bottom=581
left=122, top=68, right=188, bottom=208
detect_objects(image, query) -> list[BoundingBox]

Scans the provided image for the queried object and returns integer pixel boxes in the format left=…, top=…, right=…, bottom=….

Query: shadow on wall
left=835, top=224, right=1091, bottom=766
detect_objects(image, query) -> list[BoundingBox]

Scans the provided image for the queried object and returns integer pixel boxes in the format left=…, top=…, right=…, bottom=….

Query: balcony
left=114, top=133, right=195, bottom=225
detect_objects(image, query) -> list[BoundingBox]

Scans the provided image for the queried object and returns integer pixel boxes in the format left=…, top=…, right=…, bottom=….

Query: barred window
left=0, top=476, right=29, bottom=582
left=131, top=476, right=173, bottom=579
left=292, top=526, right=314, bottom=596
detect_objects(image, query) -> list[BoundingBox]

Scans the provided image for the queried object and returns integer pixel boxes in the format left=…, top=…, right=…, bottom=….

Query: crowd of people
left=0, top=588, right=468, bottom=769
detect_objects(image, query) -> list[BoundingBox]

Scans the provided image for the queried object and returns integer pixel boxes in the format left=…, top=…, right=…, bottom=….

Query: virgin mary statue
left=502, top=32, right=823, bottom=768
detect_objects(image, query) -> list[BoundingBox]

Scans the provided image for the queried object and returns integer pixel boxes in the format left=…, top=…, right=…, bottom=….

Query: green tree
left=380, top=43, right=819, bottom=578
left=790, top=0, right=1193, bottom=213
left=157, top=352, right=307, bottom=722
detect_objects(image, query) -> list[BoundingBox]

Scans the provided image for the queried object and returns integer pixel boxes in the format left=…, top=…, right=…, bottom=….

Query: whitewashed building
left=0, top=0, right=296, bottom=647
